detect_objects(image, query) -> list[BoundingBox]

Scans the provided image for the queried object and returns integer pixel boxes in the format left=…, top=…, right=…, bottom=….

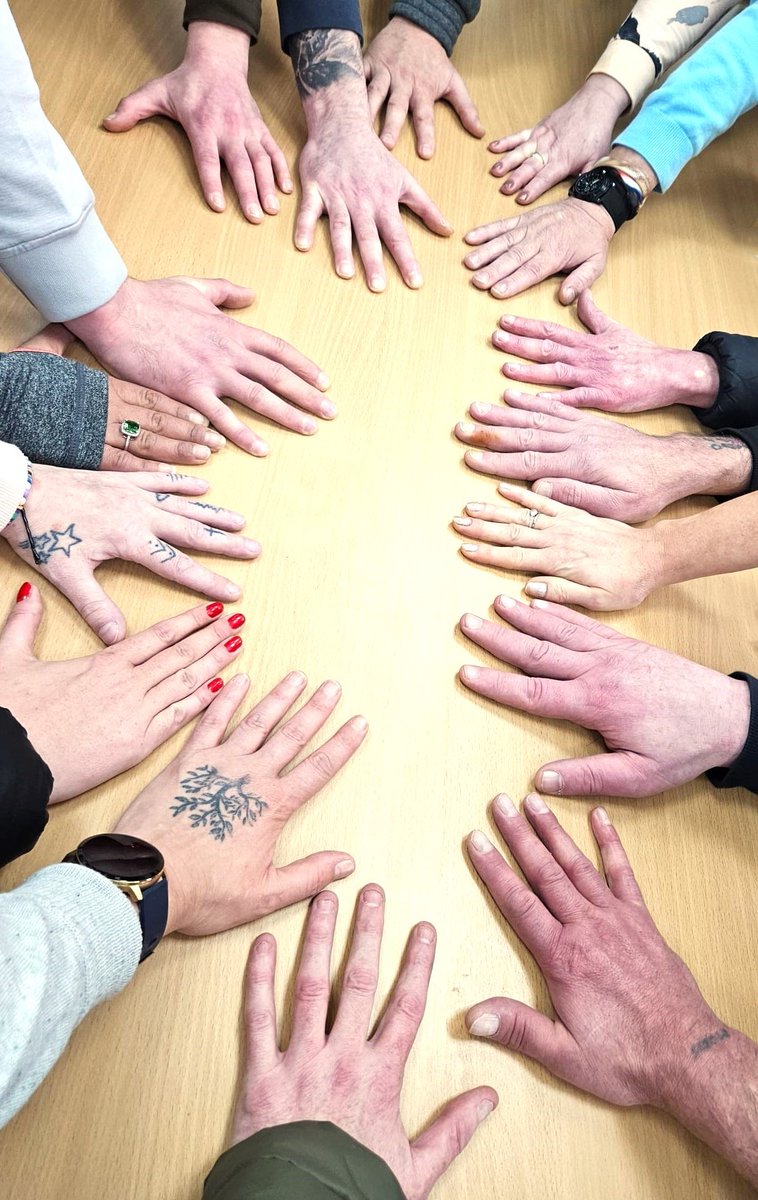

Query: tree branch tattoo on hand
left=18, top=523, right=82, bottom=565
left=170, top=765, right=268, bottom=841
left=290, top=29, right=363, bottom=99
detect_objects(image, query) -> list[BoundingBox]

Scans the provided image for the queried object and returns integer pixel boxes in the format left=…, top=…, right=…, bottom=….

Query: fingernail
left=467, top=450, right=483, bottom=463
left=461, top=542, right=479, bottom=553
left=295, top=236, right=310, bottom=251
left=315, top=891, right=337, bottom=909
left=539, top=770, right=563, bottom=795
left=470, top=1014, right=500, bottom=1037
left=459, top=665, right=479, bottom=683
left=417, top=922, right=435, bottom=944
left=317, top=372, right=330, bottom=390
left=264, top=195, right=279, bottom=213
left=301, top=417, right=317, bottom=434
left=16, top=582, right=32, bottom=602
left=287, top=670, right=306, bottom=687
left=224, top=636, right=242, bottom=652
left=337, top=262, right=354, bottom=279
left=534, top=481, right=553, bottom=497
left=595, top=806, right=611, bottom=826
left=462, top=613, right=482, bottom=630
left=493, top=330, right=509, bottom=346
left=494, top=793, right=518, bottom=818
left=100, top=621, right=121, bottom=644
left=322, top=679, right=341, bottom=699
left=225, top=582, right=242, bottom=600
left=453, top=516, right=472, bottom=527
left=466, top=502, right=484, bottom=514
left=204, top=431, right=226, bottom=449
left=408, top=270, right=423, bottom=289
left=104, top=111, right=118, bottom=121
left=477, top=1099, right=496, bottom=1120
left=246, top=205, right=263, bottom=222
left=187, top=413, right=205, bottom=424
left=333, top=859, right=354, bottom=878
left=517, top=192, right=529, bottom=202
left=496, top=594, right=515, bottom=608
left=363, top=887, right=383, bottom=907
left=369, top=275, right=386, bottom=292
left=208, top=677, right=224, bottom=694
left=209, top=191, right=224, bottom=211
left=525, top=582, right=548, bottom=598
left=321, top=400, right=336, bottom=418
left=469, top=829, right=494, bottom=853
left=350, top=715, right=369, bottom=733
left=525, top=792, right=549, bottom=814
left=228, top=613, right=245, bottom=630
left=282, top=179, right=294, bottom=194
left=206, top=602, right=224, bottom=618
left=192, top=445, right=211, bottom=460
left=501, top=315, right=516, bottom=326
left=458, top=421, right=476, bottom=436
left=564, top=288, right=576, bottom=303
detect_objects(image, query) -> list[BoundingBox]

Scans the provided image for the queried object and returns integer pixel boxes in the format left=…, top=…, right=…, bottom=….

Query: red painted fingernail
left=228, top=612, right=245, bottom=630
left=224, top=636, right=242, bottom=653
left=207, top=677, right=224, bottom=694
left=206, top=602, right=224, bottom=618
left=16, top=582, right=32, bottom=602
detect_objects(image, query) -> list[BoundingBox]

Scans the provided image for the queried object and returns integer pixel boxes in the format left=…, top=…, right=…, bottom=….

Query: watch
left=568, top=166, right=641, bottom=231
left=63, top=834, right=169, bottom=962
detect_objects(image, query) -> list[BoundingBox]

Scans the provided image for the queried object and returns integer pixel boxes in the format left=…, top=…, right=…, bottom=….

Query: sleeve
left=388, top=0, right=481, bottom=54
left=0, top=2, right=127, bottom=322
left=277, top=2, right=363, bottom=51
left=0, top=863, right=141, bottom=1128
left=614, top=0, right=758, bottom=190
left=0, top=352, right=107, bottom=470
left=203, top=1122, right=406, bottom=1200
left=0, top=709, right=53, bottom=869
left=0, top=440, right=30, bottom=530
left=183, top=0, right=262, bottom=42
left=589, top=0, right=739, bottom=110
left=706, top=673, right=758, bottom=795
left=690, top=332, right=758, bottom=430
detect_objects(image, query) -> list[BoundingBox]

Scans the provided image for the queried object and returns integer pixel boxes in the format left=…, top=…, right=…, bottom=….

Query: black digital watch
left=568, top=166, right=642, bottom=231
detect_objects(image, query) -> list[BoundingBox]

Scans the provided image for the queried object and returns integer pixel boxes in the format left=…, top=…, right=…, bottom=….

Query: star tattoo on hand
left=18, top=523, right=82, bottom=565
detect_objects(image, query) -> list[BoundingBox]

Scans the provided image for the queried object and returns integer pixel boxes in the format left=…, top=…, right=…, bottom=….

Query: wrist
left=302, top=83, right=371, bottom=132
left=185, top=20, right=251, bottom=73
left=583, top=71, right=630, bottom=119
left=607, top=144, right=658, bottom=193
left=677, top=350, right=720, bottom=410
left=663, top=431, right=752, bottom=499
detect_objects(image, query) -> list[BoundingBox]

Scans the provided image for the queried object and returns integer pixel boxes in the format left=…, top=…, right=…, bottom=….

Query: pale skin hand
left=454, top=392, right=751, bottom=521
left=114, top=674, right=368, bottom=936
left=0, top=589, right=244, bottom=802
left=458, top=595, right=751, bottom=797
left=466, top=799, right=758, bottom=1188
left=231, top=885, right=497, bottom=1199
left=489, top=292, right=721, bottom=412
left=65, top=276, right=334, bottom=456
left=364, top=17, right=483, bottom=159
left=464, top=199, right=614, bottom=303
left=290, top=29, right=452, bottom=291
left=103, top=22, right=292, bottom=222
left=489, top=74, right=629, bottom=203
left=0, top=466, right=259, bottom=643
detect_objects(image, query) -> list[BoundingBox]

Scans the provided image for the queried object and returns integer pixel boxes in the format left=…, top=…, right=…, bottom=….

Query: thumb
left=524, top=576, right=608, bottom=609
left=175, top=276, right=255, bottom=311
left=0, top=581, right=43, bottom=658
left=270, top=851, right=356, bottom=911
left=411, top=1086, right=498, bottom=1194
left=576, top=288, right=615, bottom=334
left=14, top=323, right=74, bottom=356
left=57, top=568, right=127, bottom=645
left=467, top=997, right=574, bottom=1074
left=102, top=80, right=169, bottom=131
left=559, top=254, right=607, bottom=306
left=536, top=751, right=656, bottom=798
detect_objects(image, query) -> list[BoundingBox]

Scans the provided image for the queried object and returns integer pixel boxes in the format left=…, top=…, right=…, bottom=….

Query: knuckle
left=526, top=639, right=552, bottom=666
left=307, top=748, right=336, bottom=781
left=343, top=964, right=378, bottom=996
left=295, top=976, right=330, bottom=1005
left=506, top=523, right=522, bottom=543
left=525, top=676, right=546, bottom=706
left=281, top=721, right=309, bottom=748
left=152, top=621, right=176, bottom=646
left=516, top=427, right=535, bottom=450
left=178, top=666, right=198, bottom=692
left=540, top=339, right=558, bottom=360
left=521, top=450, right=541, bottom=475
left=500, top=1007, right=531, bottom=1053
left=391, top=989, right=425, bottom=1024
left=245, top=1008, right=275, bottom=1035
left=534, top=860, right=566, bottom=892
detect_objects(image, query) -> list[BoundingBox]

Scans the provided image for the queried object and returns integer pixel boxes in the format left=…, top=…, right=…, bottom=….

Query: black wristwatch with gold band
left=568, top=166, right=642, bottom=231
left=63, top=834, right=168, bottom=962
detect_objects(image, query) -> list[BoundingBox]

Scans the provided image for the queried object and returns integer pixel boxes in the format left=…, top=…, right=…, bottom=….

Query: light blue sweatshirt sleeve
left=0, top=1, right=127, bottom=321
left=616, top=0, right=758, bottom=191
left=0, top=864, right=140, bottom=1128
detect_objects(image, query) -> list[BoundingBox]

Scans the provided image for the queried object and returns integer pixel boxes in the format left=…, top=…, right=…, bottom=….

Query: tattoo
left=190, top=501, right=222, bottom=513
left=170, top=765, right=267, bottom=841
left=154, top=492, right=170, bottom=502
left=203, top=525, right=225, bottom=537
left=691, top=1028, right=730, bottom=1059
left=18, top=523, right=82, bottom=565
left=289, top=29, right=363, bottom=99
left=617, top=16, right=663, bottom=76
left=671, top=6, right=708, bottom=26
left=166, top=472, right=186, bottom=482
left=708, top=437, right=743, bottom=451
left=149, top=538, right=177, bottom=564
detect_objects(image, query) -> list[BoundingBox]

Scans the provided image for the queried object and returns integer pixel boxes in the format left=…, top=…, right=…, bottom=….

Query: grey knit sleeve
left=388, top=0, right=480, bottom=54
left=0, top=352, right=108, bottom=469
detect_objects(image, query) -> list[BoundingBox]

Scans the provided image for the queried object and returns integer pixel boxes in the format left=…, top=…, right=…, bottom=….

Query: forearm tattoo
left=289, top=29, right=363, bottom=99
left=170, top=765, right=268, bottom=841
left=18, top=523, right=81, bottom=564
left=707, top=436, right=744, bottom=451
left=691, top=1028, right=730, bottom=1059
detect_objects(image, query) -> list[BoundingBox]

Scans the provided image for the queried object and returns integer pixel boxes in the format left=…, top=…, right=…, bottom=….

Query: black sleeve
left=706, top=673, right=758, bottom=796
left=0, top=708, right=53, bottom=869
left=0, top=352, right=107, bottom=470
left=691, top=332, right=758, bottom=430
left=183, top=0, right=262, bottom=41
left=389, top=0, right=481, bottom=54
left=277, top=1, right=363, bottom=51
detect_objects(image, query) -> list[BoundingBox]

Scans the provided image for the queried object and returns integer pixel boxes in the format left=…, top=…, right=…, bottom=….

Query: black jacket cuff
left=390, top=0, right=480, bottom=54
left=706, top=674, right=758, bottom=796
left=278, top=1, right=363, bottom=51
left=0, top=708, right=53, bottom=869
left=183, top=0, right=261, bottom=41
left=692, top=331, right=758, bottom=430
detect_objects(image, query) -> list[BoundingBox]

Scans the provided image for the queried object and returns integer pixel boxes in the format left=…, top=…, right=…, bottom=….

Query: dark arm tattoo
left=19, top=523, right=82, bottom=565
left=707, top=436, right=745, bottom=451
left=691, top=1028, right=730, bottom=1059
left=289, top=29, right=363, bottom=100
left=170, top=765, right=267, bottom=841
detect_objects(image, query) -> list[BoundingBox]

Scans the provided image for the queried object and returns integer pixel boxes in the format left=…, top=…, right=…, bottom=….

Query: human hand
left=65, top=277, right=334, bottom=456
left=15, top=324, right=225, bottom=470
left=230, top=885, right=497, bottom=1197
left=459, top=596, right=751, bottom=797
left=114, top=674, right=368, bottom=936
left=489, top=75, right=628, bottom=203
left=464, top=199, right=614, bottom=302
left=104, top=22, right=291, bottom=221
left=453, top=483, right=663, bottom=610
left=0, top=588, right=245, bottom=801
left=489, top=293, right=721, bottom=411
left=364, top=17, right=483, bottom=159
left=1, top=466, right=258, bottom=642
left=466, top=796, right=720, bottom=1106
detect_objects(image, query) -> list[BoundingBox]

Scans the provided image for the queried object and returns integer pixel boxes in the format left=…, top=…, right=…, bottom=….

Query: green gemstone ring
left=120, top=419, right=141, bottom=451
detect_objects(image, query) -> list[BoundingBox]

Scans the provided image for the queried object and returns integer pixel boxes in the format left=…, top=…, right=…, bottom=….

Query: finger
left=501, top=156, right=540, bottom=195
left=125, top=600, right=231, bottom=667
left=467, top=996, right=572, bottom=1074
left=576, top=289, right=613, bottom=334
left=270, top=851, right=356, bottom=911
left=102, top=80, right=166, bottom=130
left=0, top=580, right=43, bottom=658
left=445, top=73, right=484, bottom=138
left=152, top=493, right=246, bottom=533
left=226, top=671, right=310, bottom=753
left=149, top=663, right=241, bottom=739
left=489, top=128, right=533, bottom=154
left=294, top=184, right=325, bottom=254
left=411, top=1087, right=497, bottom=1195
left=327, top=200, right=356, bottom=281
left=514, top=160, right=568, bottom=205
left=492, top=325, right=578, bottom=366
left=460, top=606, right=581, bottom=680
left=331, top=884, right=385, bottom=1041
left=147, top=615, right=246, bottom=706
left=535, top=751, right=660, bottom=799
left=257, top=679, right=344, bottom=772
left=590, top=807, right=646, bottom=903
left=489, top=793, right=590, bottom=919
left=135, top=537, right=243, bottom=603
left=15, top=323, right=74, bottom=355
left=525, top=597, right=621, bottom=639
left=285, top=715, right=369, bottom=806
left=409, top=95, right=436, bottom=159
left=222, top=370, right=318, bottom=437
left=366, top=67, right=391, bottom=122
left=373, top=920, right=435, bottom=1055
left=55, top=568, right=127, bottom=645
left=289, top=890, right=339, bottom=1050
left=376, top=211, right=422, bottom=289
left=188, top=131, right=225, bottom=212
left=531, top=477, right=630, bottom=520
left=179, top=276, right=255, bottom=310
left=108, top=395, right=222, bottom=448
left=488, top=252, right=551, bottom=301
left=242, top=933, right=281, bottom=1072
left=154, top=512, right=260, bottom=560
left=464, top=215, right=520, bottom=245
left=524, top=576, right=610, bottom=610
left=381, top=89, right=412, bottom=150
left=241, top=329, right=330, bottom=394
left=351, top=210, right=386, bottom=293
left=495, top=313, right=583, bottom=349
left=183, top=672, right=251, bottom=753
left=179, top=388, right=268, bottom=456
left=559, top=256, right=607, bottom=307
left=467, top=829, right=560, bottom=956
left=265, top=136, right=293, bottom=195
left=454, top=511, right=551, bottom=545
left=494, top=482, right=561, bottom=517
left=459, top=665, right=573, bottom=722
left=249, top=145, right=279, bottom=215
left=100, top=446, right=170, bottom=472
left=223, top=145, right=263, bottom=223
left=107, top=424, right=212, bottom=468
left=401, top=178, right=453, bottom=237
left=522, top=793, right=610, bottom=905
left=498, top=357, right=583, bottom=387
left=501, top=389, right=582, bottom=419
left=458, top=539, right=550, bottom=572
left=464, top=227, right=525, bottom=271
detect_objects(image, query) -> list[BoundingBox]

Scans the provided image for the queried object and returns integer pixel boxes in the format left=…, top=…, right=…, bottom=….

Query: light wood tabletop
left=1, top=0, right=757, bottom=1197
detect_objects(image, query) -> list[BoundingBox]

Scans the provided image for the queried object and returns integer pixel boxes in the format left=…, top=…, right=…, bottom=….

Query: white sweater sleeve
left=0, top=440, right=30, bottom=531
left=0, top=864, right=141, bottom=1128
left=0, top=2, right=127, bottom=322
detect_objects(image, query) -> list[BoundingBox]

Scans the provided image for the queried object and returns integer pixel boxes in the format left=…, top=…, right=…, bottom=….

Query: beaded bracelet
left=9, top=463, right=41, bottom=564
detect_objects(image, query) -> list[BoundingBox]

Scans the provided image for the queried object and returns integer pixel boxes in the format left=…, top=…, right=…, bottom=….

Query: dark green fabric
left=0, top=352, right=107, bottom=469
left=389, top=0, right=481, bottom=54
left=203, top=1121, right=406, bottom=1200
left=184, top=0, right=262, bottom=41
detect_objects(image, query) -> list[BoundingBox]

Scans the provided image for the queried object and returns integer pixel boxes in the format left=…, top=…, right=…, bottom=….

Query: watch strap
left=569, top=168, right=640, bottom=231
left=139, top=875, right=169, bottom=961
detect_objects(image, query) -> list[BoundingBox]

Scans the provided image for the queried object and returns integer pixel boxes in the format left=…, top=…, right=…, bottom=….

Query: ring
left=527, top=509, right=539, bottom=528
left=529, top=150, right=548, bottom=168
left=120, top=419, right=141, bottom=451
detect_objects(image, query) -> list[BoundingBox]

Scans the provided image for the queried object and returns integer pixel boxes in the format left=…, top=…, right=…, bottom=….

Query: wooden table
left=1, top=1, right=757, bottom=1196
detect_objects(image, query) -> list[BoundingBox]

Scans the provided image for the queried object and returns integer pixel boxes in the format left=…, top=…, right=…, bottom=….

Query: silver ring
left=120, top=419, right=141, bottom=451
left=527, top=509, right=539, bottom=529
left=529, top=150, right=548, bottom=168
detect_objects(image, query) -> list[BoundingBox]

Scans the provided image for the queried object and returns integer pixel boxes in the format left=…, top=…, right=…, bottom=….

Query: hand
left=489, top=293, right=720, bottom=411
left=230, top=885, right=497, bottom=1198
left=114, top=674, right=368, bottom=936
left=15, top=324, right=224, bottom=471
left=453, top=483, right=663, bottom=610
left=466, top=796, right=720, bottom=1106
left=453, top=391, right=750, bottom=521
left=489, top=75, right=628, bottom=203
left=65, top=277, right=334, bottom=456
left=0, top=588, right=245, bottom=801
left=464, top=199, right=614, bottom=303
left=1, top=466, right=259, bottom=643
left=104, top=22, right=292, bottom=222
left=364, top=17, right=483, bottom=159
left=459, top=596, right=751, bottom=797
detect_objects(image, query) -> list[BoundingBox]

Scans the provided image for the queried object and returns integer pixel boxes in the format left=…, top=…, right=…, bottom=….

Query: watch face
left=74, top=834, right=164, bottom=882
left=571, top=169, right=614, bottom=202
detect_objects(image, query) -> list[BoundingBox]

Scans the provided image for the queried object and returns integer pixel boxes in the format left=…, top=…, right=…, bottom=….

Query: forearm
left=650, top=489, right=758, bottom=587
left=0, top=353, right=107, bottom=469
left=289, top=29, right=369, bottom=127
left=389, top=0, right=481, bottom=55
